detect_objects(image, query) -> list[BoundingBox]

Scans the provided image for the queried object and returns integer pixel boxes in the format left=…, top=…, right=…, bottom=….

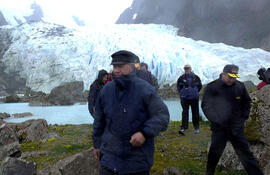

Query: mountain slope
left=117, top=0, right=270, bottom=51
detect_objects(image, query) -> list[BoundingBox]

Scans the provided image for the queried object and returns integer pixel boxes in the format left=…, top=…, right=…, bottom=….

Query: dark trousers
left=100, top=166, right=150, bottom=175
left=206, top=128, right=264, bottom=175
left=180, top=99, right=199, bottom=130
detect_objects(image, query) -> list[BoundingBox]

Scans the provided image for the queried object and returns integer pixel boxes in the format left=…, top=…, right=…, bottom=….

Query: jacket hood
left=97, top=69, right=108, bottom=84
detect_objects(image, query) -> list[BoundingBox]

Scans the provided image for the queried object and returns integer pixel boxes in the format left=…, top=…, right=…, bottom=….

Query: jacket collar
left=114, top=69, right=136, bottom=90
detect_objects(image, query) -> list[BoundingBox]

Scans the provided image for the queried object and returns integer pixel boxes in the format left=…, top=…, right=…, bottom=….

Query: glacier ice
left=1, top=22, right=270, bottom=93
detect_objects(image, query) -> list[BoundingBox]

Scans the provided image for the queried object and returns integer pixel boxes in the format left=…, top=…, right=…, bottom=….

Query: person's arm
left=142, top=91, right=170, bottom=138
left=88, top=83, right=98, bottom=116
left=201, top=83, right=221, bottom=125
left=92, top=93, right=106, bottom=150
left=195, top=75, right=202, bottom=92
left=241, top=85, right=251, bottom=119
left=177, top=76, right=184, bottom=93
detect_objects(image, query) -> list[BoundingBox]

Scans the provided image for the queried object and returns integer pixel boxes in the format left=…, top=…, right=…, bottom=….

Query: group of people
left=87, top=50, right=265, bottom=175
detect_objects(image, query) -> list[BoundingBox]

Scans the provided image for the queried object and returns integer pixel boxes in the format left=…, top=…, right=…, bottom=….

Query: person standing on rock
left=177, top=64, right=202, bottom=135
left=88, top=69, right=108, bottom=117
left=92, top=50, right=170, bottom=175
left=202, top=64, right=264, bottom=175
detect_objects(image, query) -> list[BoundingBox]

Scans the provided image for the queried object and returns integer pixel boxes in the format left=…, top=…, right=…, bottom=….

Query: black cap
left=111, top=50, right=140, bottom=65
left=223, top=64, right=240, bottom=78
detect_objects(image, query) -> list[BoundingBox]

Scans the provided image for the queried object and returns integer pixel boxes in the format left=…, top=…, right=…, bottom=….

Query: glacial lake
left=0, top=101, right=206, bottom=125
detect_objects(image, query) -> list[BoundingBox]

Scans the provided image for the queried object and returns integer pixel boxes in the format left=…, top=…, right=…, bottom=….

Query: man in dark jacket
left=88, top=69, right=108, bottom=116
left=202, top=64, right=264, bottom=175
left=177, top=64, right=202, bottom=135
left=92, top=50, right=170, bottom=175
left=140, top=62, right=159, bottom=91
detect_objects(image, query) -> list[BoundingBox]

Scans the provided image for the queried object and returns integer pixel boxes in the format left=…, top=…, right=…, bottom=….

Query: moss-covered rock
left=16, top=122, right=248, bottom=175
left=4, top=94, right=21, bottom=103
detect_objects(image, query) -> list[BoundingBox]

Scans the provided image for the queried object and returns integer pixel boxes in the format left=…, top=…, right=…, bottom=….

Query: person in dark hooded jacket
left=257, top=67, right=267, bottom=90
left=88, top=69, right=108, bottom=116
left=202, top=64, right=263, bottom=175
left=92, top=50, right=169, bottom=175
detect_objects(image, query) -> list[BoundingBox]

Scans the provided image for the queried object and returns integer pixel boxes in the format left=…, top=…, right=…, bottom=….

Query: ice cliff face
left=1, top=22, right=270, bottom=93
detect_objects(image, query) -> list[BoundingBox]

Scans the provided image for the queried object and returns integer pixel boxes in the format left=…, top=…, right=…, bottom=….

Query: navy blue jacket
left=201, top=77, right=251, bottom=130
left=177, top=73, right=202, bottom=100
left=92, top=70, right=169, bottom=174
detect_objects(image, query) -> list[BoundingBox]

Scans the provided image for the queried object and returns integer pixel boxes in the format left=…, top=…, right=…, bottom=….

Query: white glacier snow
left=2, top=22, right=270, bottom=93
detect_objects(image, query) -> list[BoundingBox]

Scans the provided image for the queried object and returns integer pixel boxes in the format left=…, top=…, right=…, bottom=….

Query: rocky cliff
left=117, top=0, right=270, bottom=51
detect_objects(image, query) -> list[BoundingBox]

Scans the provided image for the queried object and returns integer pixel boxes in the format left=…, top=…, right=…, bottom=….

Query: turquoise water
left=0, top=101, right=206, bottom=125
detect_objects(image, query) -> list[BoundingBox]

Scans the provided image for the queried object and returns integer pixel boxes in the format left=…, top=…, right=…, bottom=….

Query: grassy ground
left=21, top=121, right=247, bottom=175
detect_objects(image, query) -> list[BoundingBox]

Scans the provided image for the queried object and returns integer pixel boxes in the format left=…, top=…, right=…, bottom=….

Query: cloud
left=0, top=0, right=133, bottom=26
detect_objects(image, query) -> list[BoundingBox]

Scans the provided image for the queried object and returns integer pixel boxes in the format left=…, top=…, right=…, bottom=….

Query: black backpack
left=265, top=68, right=270, bottom=84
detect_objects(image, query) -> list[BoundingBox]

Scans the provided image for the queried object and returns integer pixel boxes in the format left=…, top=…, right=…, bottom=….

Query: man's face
left=141, top=65, right=147, bottom=71
left=222, top=73, right=236, bottom=86
left=113, top=64, right=133, bottom=78
left=184, top=68, right=191, bottom=74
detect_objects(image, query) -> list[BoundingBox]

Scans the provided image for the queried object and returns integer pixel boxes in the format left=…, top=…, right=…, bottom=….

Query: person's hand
left=130, top=132, right=146, bottom=147
left=93, top=149, right=100, bottom=161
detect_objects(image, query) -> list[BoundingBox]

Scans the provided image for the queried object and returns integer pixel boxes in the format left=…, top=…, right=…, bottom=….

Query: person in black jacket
left=177, top=64, right=202, bottom=135
left=202, top=64, right=264, bottom=175
left=92, top=50, right=170, bottom=175
left=140, top=62, right=159, bottom=91
left=88, top=69, right=108, bottom=116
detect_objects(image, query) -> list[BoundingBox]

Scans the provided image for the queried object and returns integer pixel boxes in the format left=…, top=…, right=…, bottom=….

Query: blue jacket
left=92, top=70, right=169, bottom=174
left=177, top=73, right=202, bottom=100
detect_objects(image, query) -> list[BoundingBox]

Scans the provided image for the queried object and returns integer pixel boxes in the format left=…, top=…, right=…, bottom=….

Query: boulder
left=29, top=81, right=85, bottom=106
left=163, top=166, right=183, bottom=175
left=29, top=91, right=51, bottom=106
left=1, top=157, right=37, bottom=175
left=0, top=123, right=22, bottom=161
left=12, top=112, right=33, bottom=118
left=0, top=119, right=4, bottom=125
left=219, top=85, right=270, bottom=174
left=158, top=83, right=178, bottom=100
left=4, top=94, right=21, bottom=103
left=50, top=148, right=99, bottom=175
left=0, top=112, right=10, bottom=119
left=48, top=81, right=84, bottom=105
left=8, top=119, right=49, bottom=143
left=21, top=151, right=49, bottom=159
left=243, top=81, right=256, bottom=91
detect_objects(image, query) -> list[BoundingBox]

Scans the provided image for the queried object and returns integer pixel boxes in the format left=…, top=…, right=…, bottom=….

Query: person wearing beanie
left=92, top=50, right=170, bottom=175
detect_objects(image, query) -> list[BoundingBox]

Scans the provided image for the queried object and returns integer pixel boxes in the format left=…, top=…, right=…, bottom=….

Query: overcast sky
left=0, top=0, right=133, bottom=26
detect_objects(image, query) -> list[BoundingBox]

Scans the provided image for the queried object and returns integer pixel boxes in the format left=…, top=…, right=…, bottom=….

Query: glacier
left=1, top=22, right=270, bottom=93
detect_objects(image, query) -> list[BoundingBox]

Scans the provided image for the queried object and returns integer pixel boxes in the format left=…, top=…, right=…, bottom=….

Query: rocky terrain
left=219, top=85, right=270, bottom=174
left=0, top=81, right=269, bottom=175
left=0, top=81, right=88, bottom=106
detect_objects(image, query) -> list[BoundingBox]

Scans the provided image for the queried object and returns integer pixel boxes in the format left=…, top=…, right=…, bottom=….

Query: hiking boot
left=178, top=129, right=185, bottom=135
left=194, top=129, right=199, bottom=134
